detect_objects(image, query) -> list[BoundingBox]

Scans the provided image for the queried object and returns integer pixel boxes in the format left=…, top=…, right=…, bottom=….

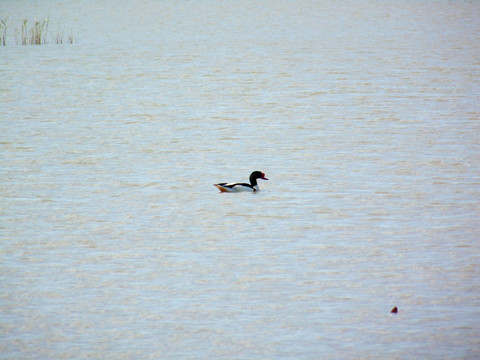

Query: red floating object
left=391, top=306, right=398, bottom=313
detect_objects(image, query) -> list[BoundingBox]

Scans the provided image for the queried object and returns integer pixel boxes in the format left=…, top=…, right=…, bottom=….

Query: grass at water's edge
left=0, top=17, right=74, bottom=45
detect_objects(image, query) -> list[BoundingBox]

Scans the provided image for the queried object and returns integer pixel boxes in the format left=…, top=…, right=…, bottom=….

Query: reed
left=54, top=30, right=63, bottom=44
left=22, top=17, right=49, bottom=45
left=34, top=17, right=48, bottom=44
left=20, top=19, right=28, bottom=45
left=3, top=17, right=75, bottom=45
left=53, top=29, right=73, bottom=44
left=0, top=17, right=7, bottom=45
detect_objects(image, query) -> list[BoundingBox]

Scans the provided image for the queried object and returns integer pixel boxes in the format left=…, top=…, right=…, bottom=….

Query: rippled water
left=1, top=1, right=479, bottom=359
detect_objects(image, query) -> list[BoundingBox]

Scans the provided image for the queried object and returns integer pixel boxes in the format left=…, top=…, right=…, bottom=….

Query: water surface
left=1, top=1, right=479, bottom=359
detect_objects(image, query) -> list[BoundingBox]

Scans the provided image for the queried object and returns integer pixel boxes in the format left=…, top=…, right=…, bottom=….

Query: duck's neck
left=250, top=177, right=260, bottom=191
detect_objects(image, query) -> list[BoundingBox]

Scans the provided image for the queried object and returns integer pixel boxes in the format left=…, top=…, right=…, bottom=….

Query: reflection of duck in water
left=214, top=171, right=268, bottom=192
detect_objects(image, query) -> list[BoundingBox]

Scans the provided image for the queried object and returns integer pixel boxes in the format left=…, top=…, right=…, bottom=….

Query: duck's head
left=250, top=171, right=268, bottom=183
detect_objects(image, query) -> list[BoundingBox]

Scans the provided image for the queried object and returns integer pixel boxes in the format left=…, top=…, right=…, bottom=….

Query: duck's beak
left=261, top=173, right=268, bottom=180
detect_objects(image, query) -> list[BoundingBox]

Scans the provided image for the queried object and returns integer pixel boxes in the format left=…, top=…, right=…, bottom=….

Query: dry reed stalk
left=0, top=17, right=7, bottom=45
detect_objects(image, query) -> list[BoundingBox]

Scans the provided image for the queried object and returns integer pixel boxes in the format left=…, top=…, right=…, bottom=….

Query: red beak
left=261, top=173, right=268, bottom=180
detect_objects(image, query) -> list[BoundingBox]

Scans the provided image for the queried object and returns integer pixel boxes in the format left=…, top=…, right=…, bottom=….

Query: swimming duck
left=214, top=171, right=268, bottom=192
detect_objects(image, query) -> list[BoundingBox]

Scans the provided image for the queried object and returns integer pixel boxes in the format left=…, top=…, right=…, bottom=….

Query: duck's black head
left=249, top=171, right=268, bottom=185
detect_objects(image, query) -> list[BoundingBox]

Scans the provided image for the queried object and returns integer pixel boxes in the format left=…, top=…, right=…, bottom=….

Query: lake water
left=1, top=0, right=479, bottom=359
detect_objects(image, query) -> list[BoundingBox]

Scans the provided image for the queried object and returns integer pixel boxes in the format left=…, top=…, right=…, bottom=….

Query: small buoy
left=391, top=306, right=398, bottom=314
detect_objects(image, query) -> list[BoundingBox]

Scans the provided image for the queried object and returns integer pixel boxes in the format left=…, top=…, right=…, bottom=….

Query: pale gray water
left=1, top=0, right=479, bottom=359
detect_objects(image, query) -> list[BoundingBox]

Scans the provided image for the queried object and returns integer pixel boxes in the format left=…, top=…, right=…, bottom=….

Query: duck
left=214, top=171, right=268, bottom=192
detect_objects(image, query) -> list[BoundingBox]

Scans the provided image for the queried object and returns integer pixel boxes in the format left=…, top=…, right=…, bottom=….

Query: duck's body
left=214, top=171, right=268, bottom=192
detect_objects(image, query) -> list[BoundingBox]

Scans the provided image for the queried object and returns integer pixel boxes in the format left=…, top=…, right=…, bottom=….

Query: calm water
left=1, top=0, right=479, bottom=359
